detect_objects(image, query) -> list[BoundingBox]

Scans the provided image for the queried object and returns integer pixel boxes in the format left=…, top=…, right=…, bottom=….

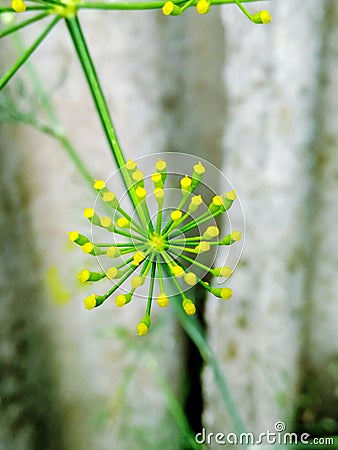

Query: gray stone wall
left=1, top=0, right=338, bottom=448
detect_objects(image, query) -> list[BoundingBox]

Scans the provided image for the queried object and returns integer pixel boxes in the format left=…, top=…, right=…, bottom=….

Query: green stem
left=163, top=267, right=247, bottom=439
left=65, top=15, right=149, bottom=228
left=0, top=16, right=60, bottom=90
left=77, top=0, right=265, bottom=11
left=0, top=6, right=50, bottom=12
left=145, top=257, right=156, bottom=317
left=0, top=12, right=49, bottom=39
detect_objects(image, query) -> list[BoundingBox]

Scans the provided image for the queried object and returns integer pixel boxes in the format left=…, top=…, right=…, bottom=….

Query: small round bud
left=132, top=170, right=144, bottom=183
left=213, top=266, right=232, bottom=278
left=103, top=191, right=116, bottom=203
left=116, top=217, right=130, bottom=228
left=106, top=267, right=121, bottom=279
left=156, top=159, right=167, bottom=172
left=220, top=288, right=233, bottom=300
left=136, top=322, right=148, bottom=335
left=84, top=294, right=96, bottom=310
left=172, top=265, right=184, bottom=278
left=231, top=231, right=242, bottom=241
left=12, top=0, right=26, bottom=12
left=93, top=179, right=105, bottom=190
left=133, top=251, right=146, bottom=265
left=131, top=275, right=144, bottom=289
left=184, top=272, right=197, bottom=286
left=193, top=162, right=206, bottom=175
left=115, top=294, right=127, bottom=307
left=100, top=216, right=112, bottom=228
left=106, top=246, right=120, bottom=258
left=204, top=226, right=220, bottom=239
left=78, top=270, right=90, bottom=283
left=135, top=186, right=146, bottom=199
left=181, top=176, right=192, bottom=191
left=171, top=210, right=183, bottom=221
left=253, top=9, right=271, bottom=24
left=195, top=241, right=210, bottom=253
left=83, top=207, right=95, bottom=219
left=183, top=299, right=196, bottom=315
left=68, top=230, right=79, bottom=242
left=82, top=242, right=94, bottom=254
left=126, top=159, right=137, bottom=171
left=157, top=293, right=169, bottom=307
left=225, top=190, right=237, bottom=201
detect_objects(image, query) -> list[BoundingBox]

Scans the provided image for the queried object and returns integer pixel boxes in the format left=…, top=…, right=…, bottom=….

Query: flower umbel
left=69, top=158, right=242, bottom=335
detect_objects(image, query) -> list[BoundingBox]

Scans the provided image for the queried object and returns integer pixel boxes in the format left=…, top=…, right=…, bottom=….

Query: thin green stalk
left=163, top=265, right=247, bottom=439
left=0, top=15, right=60, bottom=90
left=0, top=6, right=50, bottom=12
left=65, top=15, right=150, bottom=228
left=77, top=0, right=265, bottom=11
left=0, top=12, right=49, bottom=39
left=145, top=257, right=156, bottom=317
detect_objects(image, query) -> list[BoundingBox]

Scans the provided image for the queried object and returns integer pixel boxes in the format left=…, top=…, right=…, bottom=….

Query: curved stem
left=65, top=15, right=150, bottom=227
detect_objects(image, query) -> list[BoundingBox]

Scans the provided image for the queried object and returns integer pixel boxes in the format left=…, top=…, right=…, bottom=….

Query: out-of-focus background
left=1, top=0, right=338, bottom=449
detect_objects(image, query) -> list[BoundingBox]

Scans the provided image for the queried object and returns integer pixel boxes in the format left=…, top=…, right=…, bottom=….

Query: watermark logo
left=195, top=422, right=335, bottom=446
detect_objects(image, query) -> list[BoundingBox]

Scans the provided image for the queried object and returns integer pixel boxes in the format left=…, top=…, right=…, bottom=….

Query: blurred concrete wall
left=1, top=0, right=338, bottom=449
left=204, top=0, right=338, bottom=444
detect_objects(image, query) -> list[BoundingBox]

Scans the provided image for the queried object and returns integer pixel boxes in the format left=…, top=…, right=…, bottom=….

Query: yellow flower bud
left=172, top=265, right=184, bottom=278
left=220, top=288, right=232, bottom=300
left=184, top=272, right=197, bottom=286
left=157, top=293, right=169, bottom=307
left=253, top=9, right=271, bottom=24
left=181, top=176, right=192, bottom=192
left=133, top=251, right=146, bottom=265
left=126, top=159, right=137, bottom=171
left=84, top=294, right=96, bottom=310
left=196, top=0, right=210, bottom=14
left=131, top=275, right=144, bottom=289
left=231, top=231, right=242, bottom=241
left=82, top=242, right=94, bottom=254
left=83, top=207, right=95, bottom=219
left=213, top=266, right=232, bottom=278
left=12, top=0, right=26, bottom=12
left=103, top=191, right=116, bottom=203
left=106, top=246, right=120, bottom=258
left=116, top=217, right=130, bottom=228
left=136, top=322, right=148, bottom=335
left=135, top=186, right=146, bottom=200
left=225, top=190, right=237, bottom=201
left=115, top=294, right=127, bottom=307
left=78, top=270, right=90, bottom=283
left=106, top=267, right=121, bottom=279
left=183, top=299, right=196, bottom=315
left=93, top=179, right=105, bottom=190
left=156, top=159, right=167, bottom=172
left=171, top=210, right=182, bottom=221
left=204, top=226, right=220, bottom=239
left=100, top=216, right=112, bottom=228
left=195, top=241, right=210, bottom=253
left=132, top=170, right=144, bottom=183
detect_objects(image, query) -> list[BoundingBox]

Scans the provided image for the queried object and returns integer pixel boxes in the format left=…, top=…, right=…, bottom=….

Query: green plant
left=0, top=0, right=272, bottom=439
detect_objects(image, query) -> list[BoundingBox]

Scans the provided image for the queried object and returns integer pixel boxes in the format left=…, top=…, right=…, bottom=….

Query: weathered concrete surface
left=203, top=0, right=336, bottom=443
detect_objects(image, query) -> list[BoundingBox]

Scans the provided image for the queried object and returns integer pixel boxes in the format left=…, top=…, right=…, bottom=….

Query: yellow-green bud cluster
left=160, top=0, right=271, bottom=24
left=69, top=159, right=241, bottom=334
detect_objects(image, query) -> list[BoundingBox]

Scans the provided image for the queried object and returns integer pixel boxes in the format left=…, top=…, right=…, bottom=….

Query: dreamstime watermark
left=195, top=422, right=335, bottom=446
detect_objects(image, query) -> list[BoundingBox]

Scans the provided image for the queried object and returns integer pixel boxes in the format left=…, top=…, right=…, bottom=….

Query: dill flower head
left=69, top=154, right=244, bottom=335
